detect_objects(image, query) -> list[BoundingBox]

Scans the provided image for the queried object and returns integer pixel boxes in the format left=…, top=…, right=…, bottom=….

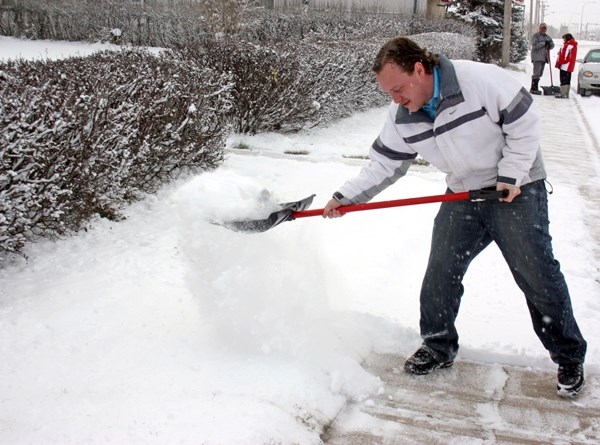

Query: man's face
left=539, top=26, right=547, bottom=34
left=376, top=61, right=434, bottom=113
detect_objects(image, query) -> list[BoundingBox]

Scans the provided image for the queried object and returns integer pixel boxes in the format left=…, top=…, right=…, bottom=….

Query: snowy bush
left=172, top=39, right=386, bottom=134
left=0, top=3, right=479, bottom=259
left=0, top=49, right=232, bottom=258
left=1, top=1, right=476, bottom=51
left=0, top=0, right=255, bottom=46
left=411, top=32, right=479, bottom=61
left=172, top=33, right=477, bottom=134
left=294, top=40, right=386, bottom=125
left=173, top=41, right=320, bottom=134
left=293, top=32, right=477, bottom=125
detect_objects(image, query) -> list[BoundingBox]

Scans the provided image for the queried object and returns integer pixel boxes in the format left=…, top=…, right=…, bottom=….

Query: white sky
left=529, top=0, right=600, bottom=34
left=0, top=36, right=599, bottom=444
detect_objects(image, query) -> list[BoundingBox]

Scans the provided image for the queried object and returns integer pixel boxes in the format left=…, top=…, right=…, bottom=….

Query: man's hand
left=322, top=198, right=344, bottom=218
left=497, top=183, right=521, bottom=202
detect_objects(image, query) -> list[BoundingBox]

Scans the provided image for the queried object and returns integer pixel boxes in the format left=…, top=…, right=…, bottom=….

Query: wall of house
left=273, top=0, right=448, bottom=18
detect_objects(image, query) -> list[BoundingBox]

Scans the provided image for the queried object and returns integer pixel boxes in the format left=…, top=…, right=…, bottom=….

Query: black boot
left=530, top=79, right=541, bottom=95
left=557, top=363, right=585, bottom=397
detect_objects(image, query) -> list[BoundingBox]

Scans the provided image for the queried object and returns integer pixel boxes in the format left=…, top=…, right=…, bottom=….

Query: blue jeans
left=419, top=180, right=587, bottom=365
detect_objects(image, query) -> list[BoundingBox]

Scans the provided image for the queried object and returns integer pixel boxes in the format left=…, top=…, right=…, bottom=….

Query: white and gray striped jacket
left=334, top=56, right=546, bottom=205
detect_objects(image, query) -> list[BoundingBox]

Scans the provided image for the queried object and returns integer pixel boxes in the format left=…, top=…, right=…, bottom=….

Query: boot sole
left=557, top=379, right=585, bottom=397
left=404, top=360, right=454, bottom=375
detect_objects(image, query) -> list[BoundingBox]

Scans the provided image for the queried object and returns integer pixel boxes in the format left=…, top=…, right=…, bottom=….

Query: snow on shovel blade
left=222, top=194, right=316, bottom=233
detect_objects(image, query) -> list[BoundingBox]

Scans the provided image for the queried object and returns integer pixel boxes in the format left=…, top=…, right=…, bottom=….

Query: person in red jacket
left=554, top=33, right=578, bottom=98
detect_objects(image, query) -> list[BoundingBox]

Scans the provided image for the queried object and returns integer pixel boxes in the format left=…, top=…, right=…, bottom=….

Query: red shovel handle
left=291, top=189, right=508, bottom=219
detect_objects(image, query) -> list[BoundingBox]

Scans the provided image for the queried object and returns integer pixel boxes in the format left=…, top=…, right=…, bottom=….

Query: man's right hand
left=323, top=198, right=344, bottom=218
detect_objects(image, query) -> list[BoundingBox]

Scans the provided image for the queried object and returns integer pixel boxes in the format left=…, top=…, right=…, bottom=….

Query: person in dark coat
left=530, top=23, right=555, bottom=95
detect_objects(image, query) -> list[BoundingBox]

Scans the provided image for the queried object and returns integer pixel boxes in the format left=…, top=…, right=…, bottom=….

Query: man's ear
left=414, top=61, right=425, bottom=77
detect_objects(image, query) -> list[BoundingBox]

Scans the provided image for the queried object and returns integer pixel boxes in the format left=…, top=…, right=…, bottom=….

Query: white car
left=577, top=47, right=600, bottom=96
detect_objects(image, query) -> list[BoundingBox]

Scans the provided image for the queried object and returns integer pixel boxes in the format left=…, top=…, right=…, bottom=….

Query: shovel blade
left=542, top=86, right=560, bottom=95
left=222, top=194, right=316, bottom=233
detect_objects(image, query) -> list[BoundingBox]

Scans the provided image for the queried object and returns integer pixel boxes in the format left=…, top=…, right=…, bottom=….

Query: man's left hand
left=497, top=183, right=521, bottom=202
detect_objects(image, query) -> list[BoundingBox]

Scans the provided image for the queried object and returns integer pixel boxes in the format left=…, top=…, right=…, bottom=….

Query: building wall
left=272, top=0, right=447, bottom=17
left=305, top=0, right=423, bottom=15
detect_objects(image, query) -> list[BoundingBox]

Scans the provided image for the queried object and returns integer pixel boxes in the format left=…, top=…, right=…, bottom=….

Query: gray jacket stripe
left=437, top=56, right=465, bottom=113
left=349, top=161, right=414, bottom=203
left=497, top=175, right=517, bottom=185
left=500, top=88, right=533, bottom=125
left=434, top=108, right=487, bottom=136
left=404, top=129, right=435, bottom=144
left=437, top=92, right=464, bottom=112
left=373, top=137, right=419, bottom=161
left=395, top=106, right=431, bottom=124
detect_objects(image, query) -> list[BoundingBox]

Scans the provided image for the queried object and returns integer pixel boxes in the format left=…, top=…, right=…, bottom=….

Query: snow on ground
left=0, top=36, right=164, bottom=60
left=0, top=36, right=599, bottom=444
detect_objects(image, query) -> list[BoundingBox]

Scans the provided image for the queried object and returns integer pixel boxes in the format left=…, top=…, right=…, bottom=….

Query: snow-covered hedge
left=180, top=33, right=477, bottom=134
left=1, top=1, right=476, bottom=51
left=295, top=40, right=386, bottom=125
left=239, top=11, right=469, bottom=43
left=296, top=33, right=478, bottom=126
left=174, top=39, right=387, bottom=134
left=0, top=9, right=478, bottom=259
left=172, top=42, right=320, bottom=134
left=0, top=49, right=232, bottom=258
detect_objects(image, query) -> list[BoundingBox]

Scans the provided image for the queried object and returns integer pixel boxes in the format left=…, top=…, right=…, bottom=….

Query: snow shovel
left=222, top=189, right=509, bottom=233
left=542, top=48, right=561, bottom=96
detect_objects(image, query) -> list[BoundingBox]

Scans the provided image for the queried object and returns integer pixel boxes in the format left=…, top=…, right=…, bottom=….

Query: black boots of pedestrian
left=530, top=79, right=542, bottom=95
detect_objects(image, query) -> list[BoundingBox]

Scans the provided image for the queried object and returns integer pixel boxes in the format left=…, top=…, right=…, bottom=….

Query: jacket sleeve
left=555, top=47, right=562, bottom=67
left=479, top=69, right=541, bottom=186
left=334, top=105, right=417, bottom=204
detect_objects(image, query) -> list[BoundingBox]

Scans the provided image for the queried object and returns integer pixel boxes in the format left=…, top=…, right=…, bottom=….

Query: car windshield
left=585, top=50, right=600, bottom=63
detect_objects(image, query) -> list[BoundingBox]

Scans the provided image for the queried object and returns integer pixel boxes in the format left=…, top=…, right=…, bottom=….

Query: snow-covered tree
left=448, top=0, right=528, bottom=64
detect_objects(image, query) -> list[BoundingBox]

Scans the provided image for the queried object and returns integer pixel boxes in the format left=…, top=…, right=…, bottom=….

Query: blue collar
left=420, top=66, right=440, bottom=121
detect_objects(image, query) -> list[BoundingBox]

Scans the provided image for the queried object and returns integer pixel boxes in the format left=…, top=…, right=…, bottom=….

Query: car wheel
left=577, top=83, right=581, bottom=95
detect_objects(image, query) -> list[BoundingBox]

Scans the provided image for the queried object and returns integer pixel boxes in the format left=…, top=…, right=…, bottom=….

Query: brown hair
left=372, top=37, right=439, bottom=75
left=562, top=33, right=574, bottom=41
